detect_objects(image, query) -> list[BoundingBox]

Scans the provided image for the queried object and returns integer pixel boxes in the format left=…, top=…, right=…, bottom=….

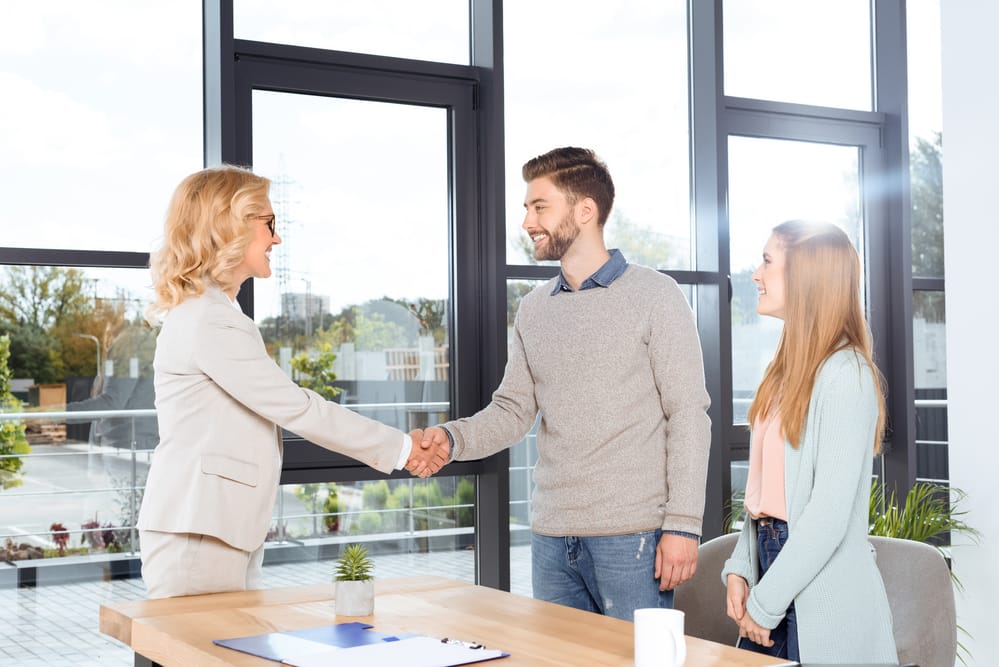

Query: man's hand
left=420, top=426, right=451, bottom=452
left=725, top=573, right=748, bottom=624
left=654, top=532, right=698, bottom=591
left=405, top=428, right=449, bottom=478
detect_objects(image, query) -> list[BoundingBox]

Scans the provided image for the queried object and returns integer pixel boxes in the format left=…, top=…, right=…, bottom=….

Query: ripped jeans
left=531, top=530, right=674, bottom=620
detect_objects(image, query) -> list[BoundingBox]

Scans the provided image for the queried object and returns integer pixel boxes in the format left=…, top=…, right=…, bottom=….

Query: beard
left=533, top=209, right=580, bottom=261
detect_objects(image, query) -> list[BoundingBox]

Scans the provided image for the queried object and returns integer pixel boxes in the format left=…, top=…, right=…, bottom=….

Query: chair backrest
left=673, top=534, right=955, bottom=667
left=869, top=535, right=956, bottom=667
left=673, top=532, right=740, bottom=646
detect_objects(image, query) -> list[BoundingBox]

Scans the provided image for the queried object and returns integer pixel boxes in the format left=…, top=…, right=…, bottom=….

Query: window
left=1, top=3, right=201, bottom=251
left=0, top=265, right=155, bottom=555
left=907, top=1, right=946, bottom=484
left=723, top=0, right=872, bottom=110
left=234, top=0, right=469, bottom=64
left=503, top=0, right=691, bottom=269
left=728, top=136, right=863, bottom=423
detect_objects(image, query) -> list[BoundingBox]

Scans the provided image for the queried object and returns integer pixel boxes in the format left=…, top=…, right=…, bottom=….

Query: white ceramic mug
left=634, top=608, right=686, bottom=667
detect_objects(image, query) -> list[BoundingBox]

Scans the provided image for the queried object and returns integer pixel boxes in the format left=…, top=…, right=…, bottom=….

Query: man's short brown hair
left=522, top=147, right=615, bottom=226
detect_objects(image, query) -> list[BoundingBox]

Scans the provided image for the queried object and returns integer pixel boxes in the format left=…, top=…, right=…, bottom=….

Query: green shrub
left=358, top=512, right=383, bottom=534
left=0, top=335, right=31, bottom=490
left=362, top=480, right=390, bottom=510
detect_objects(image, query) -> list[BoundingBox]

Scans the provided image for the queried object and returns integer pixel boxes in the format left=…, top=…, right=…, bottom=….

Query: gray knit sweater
left=445, top=264, right=711, bottom=537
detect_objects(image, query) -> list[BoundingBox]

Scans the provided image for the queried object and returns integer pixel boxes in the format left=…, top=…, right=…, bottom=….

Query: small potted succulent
left=334, top=543, right=374, bottom=616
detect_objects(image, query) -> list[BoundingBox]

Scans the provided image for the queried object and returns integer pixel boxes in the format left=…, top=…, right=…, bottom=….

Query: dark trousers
left=737, top=517, right=799, bottom=662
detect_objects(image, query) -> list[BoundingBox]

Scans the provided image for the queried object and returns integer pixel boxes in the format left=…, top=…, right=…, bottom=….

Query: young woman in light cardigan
left=722, top=220, right=897, bottom=663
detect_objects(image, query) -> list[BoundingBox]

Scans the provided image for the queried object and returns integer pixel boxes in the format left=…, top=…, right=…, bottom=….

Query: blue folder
left=213, top=621, right=400, bottom=661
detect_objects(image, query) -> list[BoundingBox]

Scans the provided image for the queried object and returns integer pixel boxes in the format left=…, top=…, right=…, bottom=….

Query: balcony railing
left=0, top=402, right=475, bottom=587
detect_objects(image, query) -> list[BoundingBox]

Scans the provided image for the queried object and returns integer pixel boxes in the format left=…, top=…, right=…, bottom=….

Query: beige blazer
left=137, top=286, right=404, bottom=552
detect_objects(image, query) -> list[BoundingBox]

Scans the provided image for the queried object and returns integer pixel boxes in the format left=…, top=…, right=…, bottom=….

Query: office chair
left=674, top=533, right=956, bottom=667
left=673, top=532, right=740, bottom=646
left=869, top=535, right=957, bottom=667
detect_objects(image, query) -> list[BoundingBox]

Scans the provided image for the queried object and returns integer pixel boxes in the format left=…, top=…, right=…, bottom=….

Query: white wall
left=941, top=2, right=999, bottom=665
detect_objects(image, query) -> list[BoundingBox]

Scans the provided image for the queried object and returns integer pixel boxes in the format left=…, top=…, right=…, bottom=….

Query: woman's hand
left=725, top=573, right=749, bottom=624
left=738, top=613, right=774, bottom=648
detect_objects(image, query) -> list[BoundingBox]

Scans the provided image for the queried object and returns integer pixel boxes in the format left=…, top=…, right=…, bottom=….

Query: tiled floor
left=1, top=545, right=533, bottom=666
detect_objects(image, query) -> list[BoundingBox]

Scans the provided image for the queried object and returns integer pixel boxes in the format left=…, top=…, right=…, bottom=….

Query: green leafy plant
left=723, top=488, right=747, bottom=534
left=290, top=343, right=342, bottom=401
left=0, top=334, right=31, bottom=490
left=295, top=482, right=340, bottom=536
left=869, top=480, right=978, bottom=546
left=323, top=486, right=340, bottom=533
left=334, top=543, right=373, bottom=582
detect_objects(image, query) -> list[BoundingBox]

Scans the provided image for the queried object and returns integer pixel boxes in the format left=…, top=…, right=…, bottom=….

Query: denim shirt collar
left=551, top=248, right=629, bottom=295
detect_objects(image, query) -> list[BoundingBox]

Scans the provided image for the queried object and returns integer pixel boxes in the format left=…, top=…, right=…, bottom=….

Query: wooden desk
left=100, top=576, right=786, bottom=666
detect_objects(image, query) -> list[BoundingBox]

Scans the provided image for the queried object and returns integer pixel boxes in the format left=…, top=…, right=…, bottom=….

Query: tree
left=52, top=294, right=133, bottom=393
left=259, top=312, right=338, bottom=355
left=507, top=282, right=535, bottom=329
left=394, top=298, right=447, bottom=346
left=0, top=266, right=85, bottom=382
left=0, top=266, right=129, bottom=383
left=0, top=335, right=32, bottom=490
left=289, top=342, right=342, bottom=401
left=604, top=211, right=682, bottom=268
left=0, top=266, right=92, bottom=331
left=911, top=132, right=944, bottom=279
left=319, top=305, right=408, bottom=351
left=0, top=320, right=59, bottom=383
left=730, top=268, right=760, bottom=327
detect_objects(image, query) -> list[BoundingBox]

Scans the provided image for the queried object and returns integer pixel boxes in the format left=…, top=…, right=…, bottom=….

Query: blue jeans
left=737, top=518, right=799, bottom=661
left=531, top=530, right=673, bottom=621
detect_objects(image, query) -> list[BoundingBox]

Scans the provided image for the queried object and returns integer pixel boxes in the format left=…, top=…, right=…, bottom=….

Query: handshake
left=404, top=427, right=451, bottom=478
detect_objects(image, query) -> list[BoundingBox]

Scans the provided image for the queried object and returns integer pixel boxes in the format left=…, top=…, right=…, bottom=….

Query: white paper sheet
left=282, top=635, right=506, bottom=667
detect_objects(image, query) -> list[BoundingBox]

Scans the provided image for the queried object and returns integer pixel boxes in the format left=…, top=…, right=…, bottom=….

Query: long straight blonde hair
left=147, top=165, right=270, bottom=323
left=747, top=220, right=886, bottom=453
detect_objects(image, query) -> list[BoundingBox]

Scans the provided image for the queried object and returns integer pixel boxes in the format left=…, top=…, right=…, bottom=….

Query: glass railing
left=0, top=402, right=473, bottom=585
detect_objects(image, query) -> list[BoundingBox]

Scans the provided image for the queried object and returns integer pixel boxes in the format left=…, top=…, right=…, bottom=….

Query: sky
left=1, top=1, right=943, bottom=320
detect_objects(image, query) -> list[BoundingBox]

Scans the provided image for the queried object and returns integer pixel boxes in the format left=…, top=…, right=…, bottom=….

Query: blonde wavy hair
left=147, top=165, right=270, bottom=323
left=747, top=220, right=886, bottom=454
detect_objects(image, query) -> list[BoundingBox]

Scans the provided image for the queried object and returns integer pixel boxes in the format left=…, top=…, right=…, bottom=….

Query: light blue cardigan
left=721, top=349, right=898, bottom=664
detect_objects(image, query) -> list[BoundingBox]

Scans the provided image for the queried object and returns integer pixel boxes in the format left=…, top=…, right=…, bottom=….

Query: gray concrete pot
left=335, top=579, right=374, bottom=616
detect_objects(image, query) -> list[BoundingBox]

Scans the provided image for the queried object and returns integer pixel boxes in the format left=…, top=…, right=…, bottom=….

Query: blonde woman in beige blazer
left=137, top=166, right=448, bottom=598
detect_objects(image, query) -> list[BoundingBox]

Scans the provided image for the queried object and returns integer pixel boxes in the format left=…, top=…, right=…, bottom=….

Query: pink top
left=744, top=412, right=787, bottom=521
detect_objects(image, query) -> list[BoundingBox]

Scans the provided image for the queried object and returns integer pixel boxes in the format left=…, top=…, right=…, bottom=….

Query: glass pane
left=0, top=265, right=156, bottom=559
left=504, top=1, right=691, bottom=269
left=913, top=291, right=947, bottom=481
left=251, top=91, right=455, bottom=560
left=252, top=91, right=449, bottom=416
left=269, top=476, right=477, bottom=570
left=728, top=459, right=748, bottom=532
left=908, top=0, right=945, bottom=278
left=234, top=0, right=469, bottom=65
left=728, top=136, right=863, bottom=423
left=723, top=0, right=872, bottom=110
left=505, top=278, right=544, bottom=586
left=2, top=3, right=202, bottom=251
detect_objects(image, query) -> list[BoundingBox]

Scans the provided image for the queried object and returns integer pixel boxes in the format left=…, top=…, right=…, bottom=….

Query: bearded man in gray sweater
left=422, top=146, right=711, bottom=620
